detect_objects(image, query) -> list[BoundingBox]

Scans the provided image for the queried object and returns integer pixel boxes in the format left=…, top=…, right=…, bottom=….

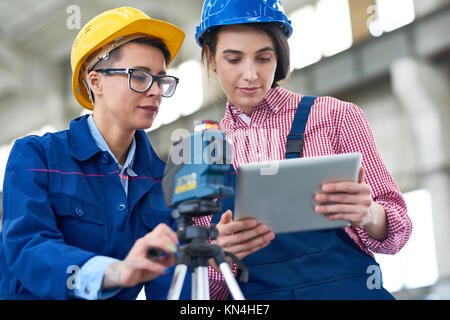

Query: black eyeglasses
left=95, top=68, right=179, bottom=97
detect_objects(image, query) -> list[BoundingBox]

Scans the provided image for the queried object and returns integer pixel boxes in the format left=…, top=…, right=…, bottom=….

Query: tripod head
left=170, top=199, right=219, bottom=244
left=147, top=121, right=248, bottom=299
left=159, top=119, right=235, bottom=247
left=148, top=120, right=234, bottom=252
left=170, top=199, right=249, bottom=286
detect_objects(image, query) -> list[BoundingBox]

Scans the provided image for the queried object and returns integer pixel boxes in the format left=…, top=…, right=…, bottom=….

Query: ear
left=88, top=70, right=103, bottom=98
left=204, top=45, right=217, bottom=73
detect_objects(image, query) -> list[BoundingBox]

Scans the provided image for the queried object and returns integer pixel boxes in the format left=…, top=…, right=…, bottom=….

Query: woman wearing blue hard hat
left=194, top=0, right=412, bottom=299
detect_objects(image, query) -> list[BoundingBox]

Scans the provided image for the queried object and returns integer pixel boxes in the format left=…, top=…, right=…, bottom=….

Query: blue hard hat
left=195, top=0, right=293, bottom=47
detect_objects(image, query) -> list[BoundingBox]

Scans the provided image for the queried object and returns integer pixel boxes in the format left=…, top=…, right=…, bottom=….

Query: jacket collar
left=133, top=128, right=166, bottom=179
left=70, top=115, right=102, bottom=162
left=69, top=114, right=165, bottom=178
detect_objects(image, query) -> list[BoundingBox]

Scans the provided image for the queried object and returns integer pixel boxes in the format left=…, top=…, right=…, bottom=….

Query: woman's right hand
left=102, top=223, right=178, bottom=289
left=213, top=210, right=275, bottom=260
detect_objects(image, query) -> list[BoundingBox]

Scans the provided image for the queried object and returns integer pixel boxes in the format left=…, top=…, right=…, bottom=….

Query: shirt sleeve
left=340, top=104, right=413, bottom=254
left=71, top=256, right=121, bottom=300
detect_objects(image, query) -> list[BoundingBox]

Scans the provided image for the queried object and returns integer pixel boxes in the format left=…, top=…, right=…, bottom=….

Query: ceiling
left=0, top=0, right=312, bottom=66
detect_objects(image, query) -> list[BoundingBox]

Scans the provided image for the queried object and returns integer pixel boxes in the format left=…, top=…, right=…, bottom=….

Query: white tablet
left=234, top=153, right=362, bottom=234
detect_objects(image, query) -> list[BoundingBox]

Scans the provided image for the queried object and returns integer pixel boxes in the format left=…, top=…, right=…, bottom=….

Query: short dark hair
left=201, top=22, right=290, bottom=88
left=93, top=37, right=171, bottom=71
left=88, top=37, right=171, bottom=103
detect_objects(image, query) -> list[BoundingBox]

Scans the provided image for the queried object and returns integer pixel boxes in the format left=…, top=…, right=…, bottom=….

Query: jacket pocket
left=50, top=194, right=104, bottom=225
left=49, top=194, right=106, bottom=252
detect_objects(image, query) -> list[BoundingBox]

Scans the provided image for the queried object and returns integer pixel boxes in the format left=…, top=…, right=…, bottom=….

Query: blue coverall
left=0, top=115, right=189, bottom=299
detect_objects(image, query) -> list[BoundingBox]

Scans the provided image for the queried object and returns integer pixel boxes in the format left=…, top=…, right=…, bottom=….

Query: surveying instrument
left=148, top=120, right=248, bottom=300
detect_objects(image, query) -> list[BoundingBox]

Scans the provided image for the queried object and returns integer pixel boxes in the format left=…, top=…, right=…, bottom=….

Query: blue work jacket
left=0, top=115, right=190, bottom=299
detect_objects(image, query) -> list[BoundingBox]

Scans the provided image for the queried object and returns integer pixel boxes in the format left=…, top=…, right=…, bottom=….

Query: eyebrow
left=222, top=47, right=274, bottom=54
left=133, top=66, right=166, bottom=75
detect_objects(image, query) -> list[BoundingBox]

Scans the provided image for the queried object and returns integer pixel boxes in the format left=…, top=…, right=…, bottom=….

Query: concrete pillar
left=390, top=56, right=450, bottom=279
left=0, top=49, right=66, bottom=145
left=414, top=0, right=450, bottom=18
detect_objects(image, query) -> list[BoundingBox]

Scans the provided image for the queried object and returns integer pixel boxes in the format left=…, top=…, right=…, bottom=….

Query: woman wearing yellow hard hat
left=0, top=7, right=191, bottom=300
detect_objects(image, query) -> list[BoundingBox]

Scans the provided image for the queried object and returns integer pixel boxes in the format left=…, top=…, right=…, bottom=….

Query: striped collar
left=223, top=87, right=295, bottom=127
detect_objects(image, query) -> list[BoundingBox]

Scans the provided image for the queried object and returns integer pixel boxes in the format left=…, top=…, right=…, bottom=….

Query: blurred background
left=0, top=0, right=449, bottom=300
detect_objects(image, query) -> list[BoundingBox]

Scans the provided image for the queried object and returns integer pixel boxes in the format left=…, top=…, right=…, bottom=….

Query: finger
left=314, top=193, right=372, bottom=206
left=141, top=232, right=178, bottom=256
left=152, top=223, right=179, bottom=244
left=218, top=218, right=258, bottom=236
left=315, top=204, right=368, bottom=215
left=220, top=228, right=274, bottom=253
left=208, top=258, right=220, bottom=272
left=358, top=165, right=365, bottom=184
left=219, top=210, right=233, bottom=225
left=321, top=181, right=371, bottom=194
left=228, top=231, right=275, bottom=254
left=147, top=232, right=177, bottom=251
left=219, top=223, right=270, bottom=247
left=233, top=235, right=275, bottom=260
left=144, top=226, right=178, bottom=248
left=157, top=253, right=176, bottom=268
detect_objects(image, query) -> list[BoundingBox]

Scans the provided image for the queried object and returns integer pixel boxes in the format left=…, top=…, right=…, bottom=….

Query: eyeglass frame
left=94, top=68, right=179, bottom=97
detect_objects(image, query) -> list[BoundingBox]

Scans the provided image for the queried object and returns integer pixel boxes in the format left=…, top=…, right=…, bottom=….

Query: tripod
left=165, top=199, right=248, bottom=300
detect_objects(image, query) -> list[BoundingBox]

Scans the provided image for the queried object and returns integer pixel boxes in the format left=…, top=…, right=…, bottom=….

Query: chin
left=133, top=119, right=155, bottom=131
left=235, top=98, right=262, bottom=110
left=237, top=92, right=266, bottom=105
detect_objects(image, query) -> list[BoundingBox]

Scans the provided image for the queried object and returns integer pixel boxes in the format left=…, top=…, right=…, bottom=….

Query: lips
left=138, top=105, right=158, bottom=113
left=238, top=87, right=261, bottom=95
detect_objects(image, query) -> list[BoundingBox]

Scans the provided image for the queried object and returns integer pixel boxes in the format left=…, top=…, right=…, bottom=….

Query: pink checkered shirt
left=193, top=86, right=412, bottom=300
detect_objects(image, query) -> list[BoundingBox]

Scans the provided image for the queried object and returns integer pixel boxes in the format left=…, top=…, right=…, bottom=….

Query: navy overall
left=215, top=96, right=394, bottom=299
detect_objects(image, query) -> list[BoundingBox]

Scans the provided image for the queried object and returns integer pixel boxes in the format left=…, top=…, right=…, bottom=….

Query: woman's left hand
left=314, top=166, right=388, bottom=241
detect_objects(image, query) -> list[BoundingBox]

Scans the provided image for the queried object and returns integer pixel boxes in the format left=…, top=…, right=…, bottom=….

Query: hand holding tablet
left=234, top=153, right=363, bottom=234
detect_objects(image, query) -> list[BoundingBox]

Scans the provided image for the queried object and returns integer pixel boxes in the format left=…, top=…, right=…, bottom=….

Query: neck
left=229, top=102, right=254, bottom=116
left=240, top=105, right=254, bottom=117
left=91, top=113, right=134, bottom=166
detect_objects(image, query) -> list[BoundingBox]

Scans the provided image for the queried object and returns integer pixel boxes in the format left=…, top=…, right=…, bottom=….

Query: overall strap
left=285, top=95, right=317, bottom=159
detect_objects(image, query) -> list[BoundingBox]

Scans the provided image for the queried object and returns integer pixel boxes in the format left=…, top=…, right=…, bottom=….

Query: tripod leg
left=193, top=266, right=210, bottom=300
left=167, top=264, right=188, bottom=300
left=201, top=267, right=210, bottom=300
left=191, top=269, right=196, bottom=299
left=219, top=262, right=245, bottom=300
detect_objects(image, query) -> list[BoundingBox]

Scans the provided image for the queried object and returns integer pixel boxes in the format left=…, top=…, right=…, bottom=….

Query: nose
left=146, top=79, right=163, bottom=97
left=242, top=59, right=258, bottom=83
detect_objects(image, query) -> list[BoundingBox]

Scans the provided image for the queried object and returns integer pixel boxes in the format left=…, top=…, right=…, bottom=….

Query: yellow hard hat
left=71, top=7, right=185, bottom=110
